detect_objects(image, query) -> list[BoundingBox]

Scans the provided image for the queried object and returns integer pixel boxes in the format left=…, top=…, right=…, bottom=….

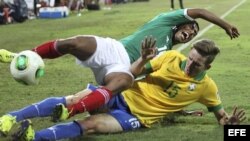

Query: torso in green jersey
left=120, top=9, right=194, bottom=63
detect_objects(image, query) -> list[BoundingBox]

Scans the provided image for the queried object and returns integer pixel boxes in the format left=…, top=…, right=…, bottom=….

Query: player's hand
left=227, top=106, right=246, bottom=125
left=220, top=106, right=246, bottom=125
left=141, top=36, right=157, bottom=62
left=225, top=25, right=240, bottom=39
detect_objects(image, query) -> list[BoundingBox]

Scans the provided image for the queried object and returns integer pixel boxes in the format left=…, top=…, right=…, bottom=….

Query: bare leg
left=56, top=36, right=97, bottom=61
left=65, top=89, right=93, bottom=106
left=60, top=72, right=133, bottom=118
left=30, top=113, right=123, bottom=140
left=77, top=113, right=123, bottom=134
left=65, top=72, right=133, bottom=106
left=104, top=72, right=134, bottom=94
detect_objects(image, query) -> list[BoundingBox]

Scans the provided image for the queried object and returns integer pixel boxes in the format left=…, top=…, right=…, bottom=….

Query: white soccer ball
left=10, top=50, right=45, bottom=85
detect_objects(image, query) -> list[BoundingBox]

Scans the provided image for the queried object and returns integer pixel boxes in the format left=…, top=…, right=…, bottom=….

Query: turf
left=0, top=0, right=249, bottom=140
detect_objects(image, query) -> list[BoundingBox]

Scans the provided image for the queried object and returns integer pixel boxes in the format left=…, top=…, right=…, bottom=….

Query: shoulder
left=204, top=76, right=218, bottom=92
left=158, top=50, right=179, bottom=57
left=165, top=50, right=185, bottom=59
left=155, top=50, right=184, bottom=62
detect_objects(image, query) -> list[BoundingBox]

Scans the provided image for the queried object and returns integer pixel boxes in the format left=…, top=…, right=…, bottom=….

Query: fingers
left=240, top=116, right=247, bottom=123
left=141, top=36, right=156, bottom=49
left=146, top=36, right=156, bottom=49
left=237, top=108, right=247, bottom=123
left=230, top=107, right=247, bottom=124
left=141, top=39, right=146, bottom=49
left=232, top=106, right=237, bottom=116
left=232, top=28, right=240, bottom=37
left=144, top=37, right=149, bottom=49
left=229, top=27, right=240, bottom=39
left=237, top=109, right=246, bottom=122
left=142, top=36, right=157, bottom=52
left=151, top=37, right=156, bottom=48
left=140, top=36, right=157, bottom=60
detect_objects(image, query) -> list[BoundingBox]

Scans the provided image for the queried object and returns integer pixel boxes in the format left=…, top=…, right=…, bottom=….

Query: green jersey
left=120, top=9, right=194, bottom=63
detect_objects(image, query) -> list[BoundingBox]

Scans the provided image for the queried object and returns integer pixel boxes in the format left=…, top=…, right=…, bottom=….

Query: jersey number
left=166, top=84, right=180, bottom=98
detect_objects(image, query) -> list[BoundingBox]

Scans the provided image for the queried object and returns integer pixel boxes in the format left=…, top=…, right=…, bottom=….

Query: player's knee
left=119, top=76, right=134, bottom=89
left=105, top=73, right=134, bottom=93
left=76, top=116, right=102, bottom=133
left=65, top=95, right=79, bottom=106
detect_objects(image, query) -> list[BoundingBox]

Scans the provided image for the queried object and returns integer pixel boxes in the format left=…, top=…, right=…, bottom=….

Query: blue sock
left=8, top=97, right=66, bottom=122
left=35, top=121, right=83, bottom=140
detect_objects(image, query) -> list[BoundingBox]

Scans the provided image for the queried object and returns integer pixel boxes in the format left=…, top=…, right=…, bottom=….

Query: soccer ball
left=10, top=50, right=45, bottom=85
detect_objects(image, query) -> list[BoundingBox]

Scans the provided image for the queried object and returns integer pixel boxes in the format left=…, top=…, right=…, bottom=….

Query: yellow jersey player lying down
left=0, top=39, right=246, bottom=141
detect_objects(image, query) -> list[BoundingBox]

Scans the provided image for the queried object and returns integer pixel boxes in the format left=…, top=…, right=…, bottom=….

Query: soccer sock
left=68, top=87, right=112, bottom=117
left=31, top=40, right=62, bottom=59
left=35, top=121, right=83, bottom=140
left=9, top=97, right=66, bottom=122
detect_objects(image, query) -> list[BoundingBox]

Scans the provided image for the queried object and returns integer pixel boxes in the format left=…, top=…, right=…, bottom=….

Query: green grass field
left=0, top=0, right=250, bottom=140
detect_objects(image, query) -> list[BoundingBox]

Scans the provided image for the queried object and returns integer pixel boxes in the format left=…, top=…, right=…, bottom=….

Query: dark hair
left=192, top=39, right=220, bottom=65
left=172, top=20, right=200, bottom=33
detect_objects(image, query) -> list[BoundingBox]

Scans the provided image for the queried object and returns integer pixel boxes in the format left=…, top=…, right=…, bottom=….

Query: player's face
left=184, top=48, right=209, bottom=77
left=174, top=23, right=199, bottom=43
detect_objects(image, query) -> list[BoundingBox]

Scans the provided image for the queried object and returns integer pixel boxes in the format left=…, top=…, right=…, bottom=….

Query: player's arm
left=130, top=36, right=157, bottom=77
left=213, top=106, right=246, bottom=125
left=176, top=110, right=204, bottom=116
left=187, top=8, right=240, bottom=39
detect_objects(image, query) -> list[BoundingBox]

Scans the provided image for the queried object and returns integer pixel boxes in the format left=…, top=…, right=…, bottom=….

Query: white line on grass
left=177, top=0, right=247, bottom=51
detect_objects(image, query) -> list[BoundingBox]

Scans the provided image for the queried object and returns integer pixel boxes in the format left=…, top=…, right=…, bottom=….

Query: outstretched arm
left=214, top=106, right=246, bottom=125
left=177, top=110, right=204, bottom=116
left=187, top=8, right=240, bottom=39
left=130, top=36, right=157, bottom=77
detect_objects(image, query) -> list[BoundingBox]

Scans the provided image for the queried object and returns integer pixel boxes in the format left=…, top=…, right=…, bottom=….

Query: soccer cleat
left=12, top=119, right=35, bottom=141
left=0, top=114, right=17, bottom=136
left=51, top=104, right=70, bottom=122
left=0, top=49, right=17, bottom=63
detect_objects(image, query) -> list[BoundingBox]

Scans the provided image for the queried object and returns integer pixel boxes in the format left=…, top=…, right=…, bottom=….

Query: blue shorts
left=87, top=84, right=142, bottom=131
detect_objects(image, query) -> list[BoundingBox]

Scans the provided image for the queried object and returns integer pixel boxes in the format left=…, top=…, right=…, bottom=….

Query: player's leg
left=54, top=72, right=133, bottom=120
left=0, top=49, right=16, bottom=63
left=51, top=87, right=95, bottom=122
left=32, top=35, right=97, bottom=60
left=0, top=97, right=66, bottom=136
left=179, top=0, right=184, bottom=9
left=13, top=113, right=124, bottom=140
left=51, top=70, right=134, bottom=121
left=0, top=35, right=97, bottom=63
left=170, top=0, right=174, bottom=10
left=1, top=84, right=96, bottom=135
left=54, top=36, right=133, bottom=119
left=12, top=119, right=34, bottom=141
left=40, top=94, right=140, bottom=140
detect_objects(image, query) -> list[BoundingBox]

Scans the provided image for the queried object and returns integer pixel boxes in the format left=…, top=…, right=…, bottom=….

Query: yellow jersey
left=122, top=50, right=222, bottom=127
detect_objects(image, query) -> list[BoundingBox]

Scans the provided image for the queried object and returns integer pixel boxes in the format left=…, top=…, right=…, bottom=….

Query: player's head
left=184, top=39, right=220, bottom=77
left=173, top=21, right=199, bottom=44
